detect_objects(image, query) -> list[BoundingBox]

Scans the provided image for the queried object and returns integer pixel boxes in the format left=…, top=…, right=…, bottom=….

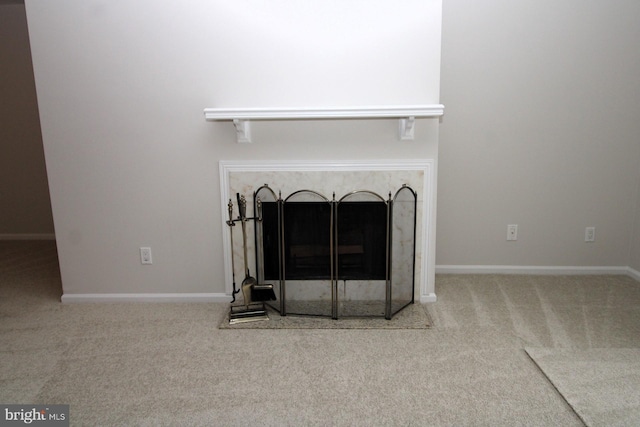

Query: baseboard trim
left=62, top=292, right=439, bottom=305
left=0, top=233, right=56, bottom=240
left=420, top=293, right=437, bottom=303
left=58, top=268, right=640, bottom=303
left=61, top=293, right=232, bottom=303
left=436, top=265, right=632, bottom=276
left=628, top=267, right=640, bottom=282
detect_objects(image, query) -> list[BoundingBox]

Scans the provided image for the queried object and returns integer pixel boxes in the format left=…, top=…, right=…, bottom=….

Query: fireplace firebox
left=251, top=184, right=417, bottom=320
left=261, top=200, right=387, bottom=281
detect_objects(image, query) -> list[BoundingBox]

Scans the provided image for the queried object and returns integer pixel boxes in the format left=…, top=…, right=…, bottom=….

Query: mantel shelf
left=203, top=105, right=444, bottom=143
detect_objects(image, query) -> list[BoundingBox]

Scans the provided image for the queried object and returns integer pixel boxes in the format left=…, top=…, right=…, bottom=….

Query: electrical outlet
left=585, top=227, right=595, bottom=242
left=507, top=224, right=518, bottom=241
left=140, top=247, right=153, bottom=264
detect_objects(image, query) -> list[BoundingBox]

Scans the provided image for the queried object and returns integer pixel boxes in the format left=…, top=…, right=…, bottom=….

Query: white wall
left=437, top=0, right=640, bottom=268
left=0, top=2, right=53, bottom=236
left=631, top=173, right=640, bottom=273
left=25, top=0, right=442, bottom=296
left=202, top=1, right=442, bottom=107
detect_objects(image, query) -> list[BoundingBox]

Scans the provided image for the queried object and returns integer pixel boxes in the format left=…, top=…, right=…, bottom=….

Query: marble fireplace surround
left=219, top=160, right=437, bottom=303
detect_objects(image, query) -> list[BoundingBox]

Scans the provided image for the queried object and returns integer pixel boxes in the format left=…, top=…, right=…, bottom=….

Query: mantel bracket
left=399, top=117, right=416, bottom=140
left=233, top=119, right=252, bottom=143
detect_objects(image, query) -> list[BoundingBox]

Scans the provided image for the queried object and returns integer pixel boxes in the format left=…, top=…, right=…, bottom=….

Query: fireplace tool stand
left=227, top=194, right=276, bottom=324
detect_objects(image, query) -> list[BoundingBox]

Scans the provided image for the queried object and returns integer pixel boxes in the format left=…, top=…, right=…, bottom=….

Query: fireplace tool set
left=226, top=194, right=276, bottom=324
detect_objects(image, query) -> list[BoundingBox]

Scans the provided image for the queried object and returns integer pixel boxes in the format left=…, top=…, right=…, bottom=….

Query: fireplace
left=220, top=160, right=437, bottom=315
left=251, top=185, right=416, bottom=319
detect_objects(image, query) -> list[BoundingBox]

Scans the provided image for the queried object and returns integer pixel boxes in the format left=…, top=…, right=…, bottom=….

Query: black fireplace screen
left=253, top=184, right=416, bottom=320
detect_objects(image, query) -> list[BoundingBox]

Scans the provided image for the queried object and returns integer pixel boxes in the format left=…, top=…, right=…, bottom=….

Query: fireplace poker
left=226, top=199, right=241, bottom=303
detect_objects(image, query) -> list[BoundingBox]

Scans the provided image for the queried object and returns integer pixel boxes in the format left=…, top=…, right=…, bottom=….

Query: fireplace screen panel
left=336, top=191, right=388, bottom=318
left=389, top=186, right=417, bottom=316
left=282, top=191, right=333, bottom=317
left=254, top=184, right=416, bottom=320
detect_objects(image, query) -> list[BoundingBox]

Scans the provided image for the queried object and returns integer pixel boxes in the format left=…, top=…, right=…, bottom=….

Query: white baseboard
left=420, top=293, right=437, bottom=303
left=58, top=268, right=640, bottom=304
left=628, top=267, right=640, bottom=282
left=436, top=265, right=632, bottom=276
left=61, top=293, right=232, bottom=303
left=63, top=292, right=438, bottom=305
left=0, top=233, right=56, bottom=240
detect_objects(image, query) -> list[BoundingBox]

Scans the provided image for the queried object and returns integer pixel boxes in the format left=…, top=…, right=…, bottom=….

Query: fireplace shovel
left=237, top=194, right=276, bottom=309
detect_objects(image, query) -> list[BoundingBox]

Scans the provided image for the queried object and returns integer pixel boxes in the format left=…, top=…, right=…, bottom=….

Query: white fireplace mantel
left=204, top=105, right=444, bottom=143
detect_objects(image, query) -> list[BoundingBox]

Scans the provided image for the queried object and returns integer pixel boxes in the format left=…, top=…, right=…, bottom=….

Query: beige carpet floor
left=2, top=241, right=640, bottom=426
left=526, top=348, right=640, bottom=427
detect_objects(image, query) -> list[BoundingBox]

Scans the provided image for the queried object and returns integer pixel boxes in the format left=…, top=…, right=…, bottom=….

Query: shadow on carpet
left=219, top=303, right=431, bottom=329
left=525, top=348, right=640, bottom=427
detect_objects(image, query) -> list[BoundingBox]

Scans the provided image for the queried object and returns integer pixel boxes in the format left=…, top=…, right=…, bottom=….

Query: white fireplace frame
left=219, top=159, right=437, bottom=303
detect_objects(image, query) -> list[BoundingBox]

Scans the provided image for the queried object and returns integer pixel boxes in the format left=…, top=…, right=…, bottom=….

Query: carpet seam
left=524, top=348, right=588, bottom=427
